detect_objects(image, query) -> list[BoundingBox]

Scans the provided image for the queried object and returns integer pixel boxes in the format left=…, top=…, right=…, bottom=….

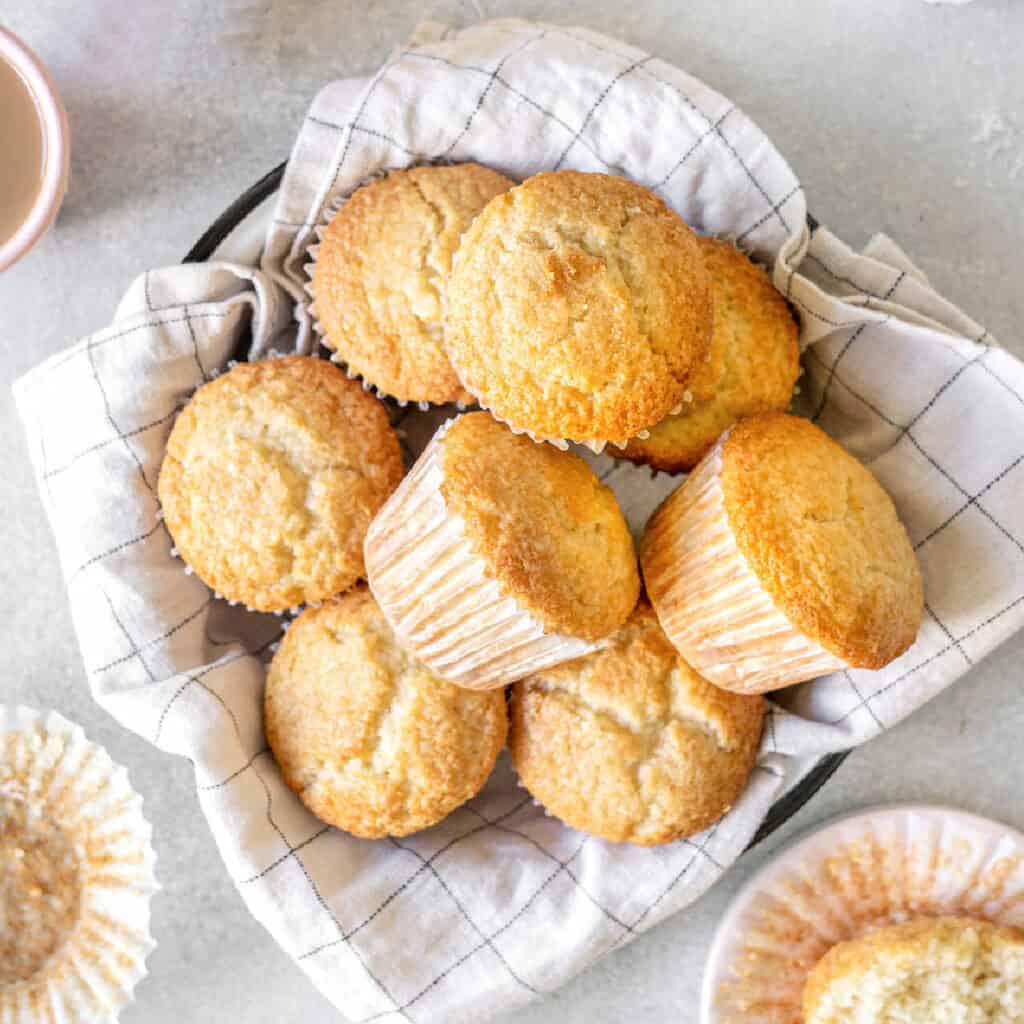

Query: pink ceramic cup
left=0, top=26, right=69, bottom=272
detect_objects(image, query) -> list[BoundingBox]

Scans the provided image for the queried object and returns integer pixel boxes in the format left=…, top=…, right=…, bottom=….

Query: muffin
left=803, top=917, right=1024, bottom=1023
left=641, top=413, right=923, bottom=694
left=264, top=587, right=507, bottom=838
left=311, top=163, right=513, bottom=405
left=158, top=356, right=403, bottom=612
left=618, top=237, right=800, bottom=473
left=364, top=411, right=640, bottom=689
left=0, top=707, right=157, bottom=1024
left=445, top=171, right=714, bottom=448
left=509, top=601, right=764, bottom=845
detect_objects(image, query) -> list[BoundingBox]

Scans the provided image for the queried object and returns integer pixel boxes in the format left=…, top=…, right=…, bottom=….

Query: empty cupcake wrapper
left=642, top=433, right=847, bottom=694
left=364, top=417, right=598, bottom=690
left=702, top=803, right=1024, bottom=1024
left=0, top=706, right=158, bottom=1024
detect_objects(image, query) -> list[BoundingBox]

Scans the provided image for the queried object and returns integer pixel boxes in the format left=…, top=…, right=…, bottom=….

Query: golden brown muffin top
left=439, top=412, right=639, bottom=640
left=445, top=171, right=713, bottom=444
left=721, top=413, right=923, bottom=667
left=264, top=587, right=507, bottom=838
left=312, top=163, right=513, bottom=404
left=158, top=356, right=403, bottom=611
left=620, top=237, right=800, bottom=473
left=803, top=916, right=1024, bottom=1024
left=509, top=601, right=764, bottom=845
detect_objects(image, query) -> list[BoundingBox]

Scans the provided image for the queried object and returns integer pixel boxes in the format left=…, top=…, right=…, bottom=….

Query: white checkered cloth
left=14, top=18, right=1024, bottom=1024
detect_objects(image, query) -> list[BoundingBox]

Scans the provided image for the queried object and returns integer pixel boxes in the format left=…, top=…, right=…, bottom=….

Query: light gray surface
left=1, top=1, right=1023, bottom=1021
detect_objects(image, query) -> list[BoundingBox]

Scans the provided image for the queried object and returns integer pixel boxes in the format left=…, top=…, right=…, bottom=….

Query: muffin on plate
left=509, top=601, right=764, bottom=845
left=0, top=706, right=157, bottom=1024
left=803, top=917, right=1024, bottom=1023
left=445, top=170, right=713, bottom=449
left=310, top=163, right=513, bottom=405
left=364, top=411, right=640, bottom=690
left=158, top=355, right=403, bottom=612
left=641, top=412, right=922, bottom=694
left=618, top=237, right=800, bottom=473
left=264, top=587, right=506, bottom=838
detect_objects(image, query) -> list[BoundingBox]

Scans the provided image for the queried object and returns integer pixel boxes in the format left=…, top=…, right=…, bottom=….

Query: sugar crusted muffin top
left=158, top=356, right=403, bottom=611
left=721, top=413, right=923, bottom=667
left=439, top=412, right=639, bottom=640
left=509, top=601, right=764, bottom=845
left=312, top=162, right=513, bottom=404
left=803, top=916, right=1024, bottom=1024
left=620, top=237, right=800, bottom=473
left=264, top=587, right=507, bottom=838
left=445, top=171, right=713, bottom=444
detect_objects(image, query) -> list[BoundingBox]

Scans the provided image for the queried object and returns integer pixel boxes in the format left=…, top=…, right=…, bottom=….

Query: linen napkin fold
left=14, top=19, right=1024, bottom=1024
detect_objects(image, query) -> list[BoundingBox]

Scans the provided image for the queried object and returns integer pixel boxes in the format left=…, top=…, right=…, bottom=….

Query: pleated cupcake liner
left=301, top=163, right=475, bottom=413
left=702, top=804, right=1024, bottom=1024
left=364, top=416, right=599, bottom=690
left=641, top=432, right=847, bottom=694
left=0, top=706, right=158, bottom=1024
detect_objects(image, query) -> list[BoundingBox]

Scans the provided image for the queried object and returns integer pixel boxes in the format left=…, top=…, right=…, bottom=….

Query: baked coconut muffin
left=803, top=917, right=1024, bottom=1024
left=265, top=587, right=507, bottom=838
left=509, top=601, right=764, bottom=845
left=445, top=170, right=713, bottom=447
left=364, top=411, right=640, bottom=689
left=311, top=163, right=513, bottom=405
left=641, top=413, right=923, bottom=694
left=158, top=356, right=403, bottom=611
left=618, top=237, right=800, bottom=473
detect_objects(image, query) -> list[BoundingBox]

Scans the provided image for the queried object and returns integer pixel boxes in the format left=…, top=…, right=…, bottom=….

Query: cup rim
left=0, top=26, right=69, bottom=272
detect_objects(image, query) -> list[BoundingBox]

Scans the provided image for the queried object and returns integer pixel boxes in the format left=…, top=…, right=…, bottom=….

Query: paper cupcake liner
left=302, top=166, right=472, bottom=413
left=641, top=433, right=847, bottom=694
left=0, top=706, right=158, bottom=1024
left=702, top=804, right=1024, bottom=1024
left=364, top=417, right=598, bottom=690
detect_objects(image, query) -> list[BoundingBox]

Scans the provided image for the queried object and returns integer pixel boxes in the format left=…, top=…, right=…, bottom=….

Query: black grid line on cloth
left=387, top=836, right=540, bottom=996
left=92, top=595, right=213, bottom=676
left=183, top=304, right=207, bottom=382
left=238, top=814, right=332, bottom=884
left=809, top=318, right=891, bottom=423
left=439, top=29, right=549, bottom=160
left=552, top=55, right=653, bottom=170
left=398, top=51, right=623, bottom=176
left=198, top=746, right=270, bottom=792
left=649, top=104, right=734, bottom=192
left=915, top=453, right=1024, bottom=551
left=68, top=518, right=168, bottom=583
left=246, top=758, right=411, bottom=1022
left=765, top=705, right=779, bottom=753
left=756, top=764, right=784, bottom=780
left=144, top=269, right=154, bottom=311
left=734, top=184, right=803, bottom=245
left=42, top=405, right=181, bottom=480
left=924, top=602, right=973, bottom=669
left=826, top=592, right=1024, bottom=727
left=86, top=330, right=157, bottom=498
left=789, top=294, right=881, bottom=331
left=297, top=798, right=533, bottom=962
left=152, top=648, right=248, bottom=743
left=352, top=836, right=592, bottom=1024
left=979, top=360, right=1024, bottom=408
left=101, top=587, right=156, bottom=683
left=461, top=805, right=634, bottom=934
left=22, top=311, right=233, bottom=391
left=619, top=820, right=723, bottom=938
left=841, top=670, right=884, bottom=731
left=804, top=344, right=1024, bottom=561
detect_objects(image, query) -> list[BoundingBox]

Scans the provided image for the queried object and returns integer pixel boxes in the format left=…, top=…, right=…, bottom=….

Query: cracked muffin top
left=720, top=413, right=923, bottom=667
left=438, top=412, right=639, bottom=640
left=444, top=170, right=714, bottom=445
left=265, top=587, right=507, bottom=838
left=509, top=601, right=764, bottom=845
left=311, top=162, right=513, bottom=405
left=157, top=356, right=403, bottom=611
left=618, top=236, right=800, bottom=473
